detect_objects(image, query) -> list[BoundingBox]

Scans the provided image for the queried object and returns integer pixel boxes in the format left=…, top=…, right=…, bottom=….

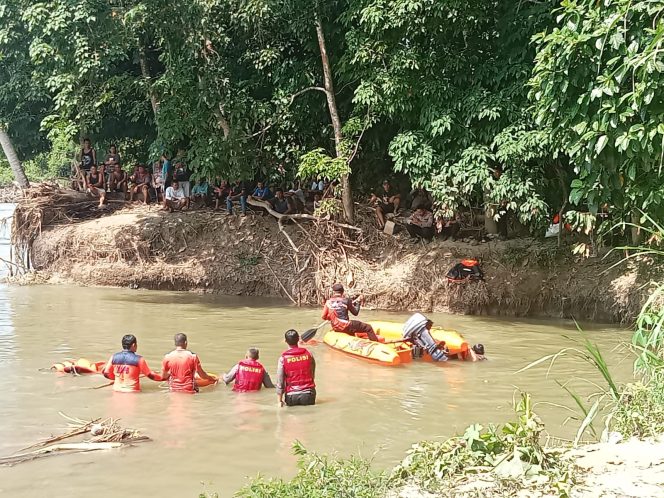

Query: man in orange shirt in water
left=103, top=334, right=163, bottom=392
left=161, top=333, right=217, bottom=393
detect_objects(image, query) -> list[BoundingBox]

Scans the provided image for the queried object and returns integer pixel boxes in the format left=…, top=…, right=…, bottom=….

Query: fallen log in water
left=0, top=413, right=150, bottom=466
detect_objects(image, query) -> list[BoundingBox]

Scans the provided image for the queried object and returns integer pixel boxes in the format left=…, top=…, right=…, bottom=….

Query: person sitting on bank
left=129, top=164, right=152, bottom=204
left=370, top=180, right=401, bottom=229
left=322, top=283, right=379, bottom=342
left=270, top=188, right=291, bottom=214
left=223, top=348, right=275, bottom=392
left=277, top=329, right=316, bottom=407
left=161, top=333, right=217, bottom=393
left=163, top=180, right=189, bottom=212
left=213, top=178, right=231, bottom=210
left=226, top=180, right=247, bottom=215
left=108, top=163, right=128, bottom=195
left=437, top=210, right=461, bottom=241
left=86, top=165, right=106, bottom=208
left=249, top=181, right=273, bottom=203
left=190, top=178, right=209, bottom=208
left=406, top=207, right=434, bottom=241
left=102, top=334, right=163, bottom=392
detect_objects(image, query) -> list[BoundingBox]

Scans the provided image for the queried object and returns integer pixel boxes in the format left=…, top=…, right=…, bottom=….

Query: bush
left=611, top=372, right=664, bottom=439
left=237, top=441, right=387, bottom=498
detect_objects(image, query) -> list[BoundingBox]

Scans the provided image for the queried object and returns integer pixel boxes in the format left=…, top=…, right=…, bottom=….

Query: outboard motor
left=403, top=313, right=448, bottom=361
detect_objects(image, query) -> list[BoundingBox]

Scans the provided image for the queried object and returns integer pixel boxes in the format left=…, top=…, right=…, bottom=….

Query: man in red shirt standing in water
left=321, top=283, right=379, bottom=341
left=222, top=348, right=275, bottom=392
left=276, top=330, right=316, bottom=407
left=161, top=333, right=217, bottom=393
left=103, top=334, right=163, bottom=392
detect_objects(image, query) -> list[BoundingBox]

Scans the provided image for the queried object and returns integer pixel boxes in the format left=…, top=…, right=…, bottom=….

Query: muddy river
left=0, top=285, right=631, bottom=497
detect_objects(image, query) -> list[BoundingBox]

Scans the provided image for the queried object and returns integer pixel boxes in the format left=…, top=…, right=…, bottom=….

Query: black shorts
left=285, top=389, right=316, bottom=406
left=378, top=202, right=395, bottom=214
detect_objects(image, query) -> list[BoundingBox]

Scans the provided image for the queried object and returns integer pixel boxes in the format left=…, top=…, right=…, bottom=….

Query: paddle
left=301, top=322, right=327, bottom=342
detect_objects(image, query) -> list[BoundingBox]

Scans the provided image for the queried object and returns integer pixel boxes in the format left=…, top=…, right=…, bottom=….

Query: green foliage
left=531, top=0, right=664, bottom=223
left=611, top=372, right=664, bottom=439
left=298, top=148, right=350, bottom=183
left=390, top=393, right=571, bottom=495
left=237, top=441, right=387, bottom=498
left=346, top=0, right=558, bottom=228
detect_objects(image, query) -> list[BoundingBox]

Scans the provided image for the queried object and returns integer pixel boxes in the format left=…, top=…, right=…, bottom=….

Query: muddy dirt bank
left=21, top=204, right=652, bottom=323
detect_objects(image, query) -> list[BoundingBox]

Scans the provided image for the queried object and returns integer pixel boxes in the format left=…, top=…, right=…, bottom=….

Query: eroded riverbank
left=19, top=204, right=653, bottom=323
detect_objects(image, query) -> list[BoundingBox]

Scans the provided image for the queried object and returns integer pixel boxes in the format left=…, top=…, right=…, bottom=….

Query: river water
left=0, top=284, right=632, bottom=497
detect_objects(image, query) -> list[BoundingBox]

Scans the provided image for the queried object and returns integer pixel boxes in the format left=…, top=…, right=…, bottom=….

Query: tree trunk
left=0, top=127, right=29, bottom=188
left=483, top=192, right=498, bottom=234
left=138, top=47, right=159, bottom=117
left=631, top=209, right=642, bottom=245
left=315, top=16, right=354, bottom=224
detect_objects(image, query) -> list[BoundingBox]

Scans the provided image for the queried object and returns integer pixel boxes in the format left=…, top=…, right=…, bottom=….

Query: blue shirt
left=252, top=186, right=272, bottom=199
left=162, top=160, right=172, bottom=180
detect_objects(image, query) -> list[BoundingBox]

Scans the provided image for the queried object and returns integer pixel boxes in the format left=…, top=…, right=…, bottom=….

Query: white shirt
left=165, top=186, right=185, bottom=200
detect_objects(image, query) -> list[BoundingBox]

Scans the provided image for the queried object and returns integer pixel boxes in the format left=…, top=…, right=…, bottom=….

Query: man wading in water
left=322, top=283, right=379, bottom=341
left=161, top=333, right=217, bottom=393
left=276, top=330, right=316, bottom=407
left=102, top=334, right=163, bottom=392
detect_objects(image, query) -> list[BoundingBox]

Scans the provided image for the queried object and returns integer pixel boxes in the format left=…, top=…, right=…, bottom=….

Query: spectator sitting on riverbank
left=222, top=348, right=275, bottom=392
left=108, top=163, right=128, bottom=195
left=190, top=178, right=209, bottom=208
left=86, top=165, right=106, bottom=208
left=437, top=210, right=461, bottom=241
left=249, top=181, right=272, bottom=203
left=163, top=180, right=189, bottom=212
left=226, top=180, right=248, bottom=215
left=129, top=165, right=152, bottom=204
left=214, top=179, right=231, bottom=210
left=370, top=180, right=401, bottom=229
left=406, top=207, right=434, bottom=241
left=270, top=188, right=291, bottom=214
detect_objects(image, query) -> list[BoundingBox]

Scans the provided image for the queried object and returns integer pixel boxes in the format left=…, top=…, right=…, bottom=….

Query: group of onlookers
left=77, top=141, right=326, bottom=215
left=369, top=179, right=461, bottom=242
left=78, top=140, right=462, bottom=237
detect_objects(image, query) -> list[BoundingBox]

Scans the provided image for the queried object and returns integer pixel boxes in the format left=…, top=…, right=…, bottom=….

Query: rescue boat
left=322, top=331, right=412, bottom=365
left=368, top=321, right=470, bottom=358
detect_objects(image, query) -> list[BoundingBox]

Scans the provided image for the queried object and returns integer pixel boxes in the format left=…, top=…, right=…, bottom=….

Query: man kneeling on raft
left=223, top=348, right=275, bottom=392
left=103, top=334, right=163, bottom=392
left=161, top=333, right=217, bottom=393
left=322, top=283, right=379, bottom=341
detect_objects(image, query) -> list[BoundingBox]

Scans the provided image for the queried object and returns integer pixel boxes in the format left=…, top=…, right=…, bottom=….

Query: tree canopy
left=0, top=0, right=663, bottom=234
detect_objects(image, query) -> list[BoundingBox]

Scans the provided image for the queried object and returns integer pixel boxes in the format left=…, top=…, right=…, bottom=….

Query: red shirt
left=162, top=349, right=201, bottom=393
left=103, top=350, right=161, bottom=393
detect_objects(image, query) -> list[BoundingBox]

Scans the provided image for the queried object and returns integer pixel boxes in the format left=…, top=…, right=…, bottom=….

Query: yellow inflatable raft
left=368, top=321, right=470, bottom=358
left=323, top=331, right=412, bottom=365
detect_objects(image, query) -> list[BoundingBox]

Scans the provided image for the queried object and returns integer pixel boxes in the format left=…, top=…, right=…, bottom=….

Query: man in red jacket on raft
left=321, top=283, right=379, bottom=342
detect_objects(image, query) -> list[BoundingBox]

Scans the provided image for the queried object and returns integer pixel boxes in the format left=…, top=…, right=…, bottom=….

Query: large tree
left=530, top=0, right=664, bottom=238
